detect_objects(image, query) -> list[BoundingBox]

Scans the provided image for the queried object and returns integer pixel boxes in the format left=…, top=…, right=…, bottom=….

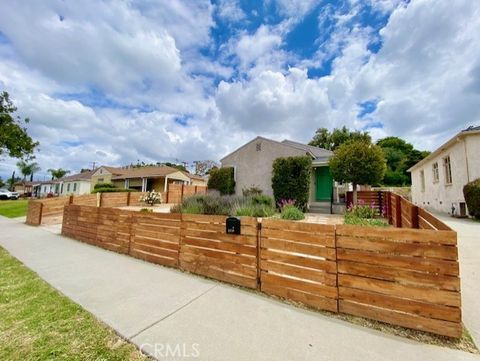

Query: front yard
left=0, top=199, right=28, bottom=218
left=0, top=247, right=148, bottom=360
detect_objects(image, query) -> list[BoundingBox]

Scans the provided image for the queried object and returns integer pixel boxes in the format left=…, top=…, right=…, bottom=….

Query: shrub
left=140, top=208, right=153, bottom=213
left=464, top=178, right=480, bottom=219
left=234, top=203, right=275, bottom=217
left=251, top=194, right=274, bottom=207
left=242, top=186, right=263, bottom=197
left=94, top=182, right=116, bottom=190
left=272, top=156, right=311, bottom=211
left=139, top=190, right=162, bottom=206
left=344, top=213, right=388, bottom=227
left=170, top=203, right=182, bottom=213
left=207, top=167, right=235, bottom=195
left=347, top=201, right=378, bottom=219
left=280, top=205, right=305, bottom=220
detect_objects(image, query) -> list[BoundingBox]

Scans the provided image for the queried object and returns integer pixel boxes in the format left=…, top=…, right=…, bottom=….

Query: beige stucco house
left=409, top=126, right=480, bottom=215
left=90, top=165, right=206, bottom=192
left=220, top=136, right=335, bottom=212
left=59, top=170, right=94, bottom=196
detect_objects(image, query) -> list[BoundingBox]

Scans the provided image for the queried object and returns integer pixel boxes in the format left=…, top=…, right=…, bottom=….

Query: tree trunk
left=352, top=182, right=358, bottom=205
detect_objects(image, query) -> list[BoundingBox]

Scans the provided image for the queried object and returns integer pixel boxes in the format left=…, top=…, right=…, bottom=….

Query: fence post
left=166, top=183, right=169, bottom=203
left=38, top=203, right=43, bottom=225
left=181, top=184, right=185, bottom=203
left=97, top=192, right=102, bottom=207
left=69, top=195, right=74, bottom=204
left=395, top=194, right=402, bottom=228
left=127, top=192, right=131, bottom=206
left=256, top=219, right=262, bottom=290
left=378, top=191, right=383, bottom=216
left=411, top=205, right=419, bottom=229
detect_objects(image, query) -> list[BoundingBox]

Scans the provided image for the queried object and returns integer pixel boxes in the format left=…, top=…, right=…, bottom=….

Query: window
left=256, top=142, right=261, bottom=151
left=97, top=178, right=104, bottom=183
left=443, top=156, right=452, bottom=184
left=67, top=183, right=70, bottom=192
left=432, top=162, right=439, bottom=183
left=73, top=183, right=77, bottom=192
left=420, top=170, right=425, bottom=192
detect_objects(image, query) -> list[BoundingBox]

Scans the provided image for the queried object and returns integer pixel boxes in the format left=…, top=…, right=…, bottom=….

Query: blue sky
left=0, top=0, right=479, bottom=180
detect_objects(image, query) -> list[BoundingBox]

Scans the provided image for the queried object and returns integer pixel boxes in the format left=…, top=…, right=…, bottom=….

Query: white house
left=408, top=126, right=480, bottom=215
left=59, top=170, right=94, bottom=196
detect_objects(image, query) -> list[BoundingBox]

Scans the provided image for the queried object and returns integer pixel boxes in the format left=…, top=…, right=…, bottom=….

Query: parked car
left=0, top=188, right=20, bottom=200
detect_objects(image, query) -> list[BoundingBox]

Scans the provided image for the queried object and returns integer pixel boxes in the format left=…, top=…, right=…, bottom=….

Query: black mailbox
left=226, top=216, right=241, bottom=235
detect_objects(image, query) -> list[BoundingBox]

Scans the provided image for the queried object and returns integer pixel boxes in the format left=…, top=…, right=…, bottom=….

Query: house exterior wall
left=61, top=180, right=91, bottom=196
left=411, top=133, right=480, bottom=214
left=221, top=138, right=305, bottom=196
left=90, top=167, right=113, bottom=190
left=189, top=178, right=207, bottom=186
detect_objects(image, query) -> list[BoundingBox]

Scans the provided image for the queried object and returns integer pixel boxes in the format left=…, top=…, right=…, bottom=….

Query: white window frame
left=420, top=169, right=425, bottom=192
left=432, top=162, right=439, bottom=183
left=443, top=156, right=452, bottom=185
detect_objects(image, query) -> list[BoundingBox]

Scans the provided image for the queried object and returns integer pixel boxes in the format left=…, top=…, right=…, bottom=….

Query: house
left=13, top=181, right=39, bottom=196
left=36, top=180, right=61, bottom=197
left=220, top=136, right=337, bottom=213
left=90, top=165, right=206, bottom=192
left=59, top=170, right=95, bottom=196
left=408, top=126, right=480, bottom=215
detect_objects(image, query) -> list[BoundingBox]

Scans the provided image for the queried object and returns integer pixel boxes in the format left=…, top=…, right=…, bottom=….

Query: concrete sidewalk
left=0, top=217, right=478, bottom=361
left=437, top=214, right=480, bottom=347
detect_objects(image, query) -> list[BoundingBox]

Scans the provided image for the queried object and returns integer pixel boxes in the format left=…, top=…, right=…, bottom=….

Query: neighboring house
left=90, top=165, right=204, bottom=192
left=220, top=136, right=336, bottom=212
left=37, top=180, right=61, bottom=197
left=186, top=173, right=208, bottom=186
left=14, top=181, right=39, bottom=196
left=408, top=126, right=480, bottom=215
left=59, top=170, right=95, bottom=196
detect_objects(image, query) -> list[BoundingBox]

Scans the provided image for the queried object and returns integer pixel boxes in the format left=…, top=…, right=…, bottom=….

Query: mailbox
left=226, top=216, right=241, bottom=235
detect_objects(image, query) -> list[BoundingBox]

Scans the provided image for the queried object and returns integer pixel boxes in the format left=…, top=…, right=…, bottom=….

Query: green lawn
left=0, top=199, right=29, bottom=218
left=0, top=247, right=148, bottom=361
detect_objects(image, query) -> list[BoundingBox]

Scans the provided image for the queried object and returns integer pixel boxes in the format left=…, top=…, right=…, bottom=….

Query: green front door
left=315, top=167, right=333, bottom=201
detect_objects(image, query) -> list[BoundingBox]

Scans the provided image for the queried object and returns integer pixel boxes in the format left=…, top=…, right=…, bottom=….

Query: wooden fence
left=166, top=184, right=207, bottom=204
left=60, top=204, right=462, bottom=338
left=25, top=186, right=204, bottom=226
left=348, top=191, right=452, bottom=231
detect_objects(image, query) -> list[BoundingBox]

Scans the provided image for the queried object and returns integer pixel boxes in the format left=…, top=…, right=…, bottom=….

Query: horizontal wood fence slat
left=260, top=219, right=338, bottom=313
left=59, top=202, right=462, bottom=338
left=336, top=224, right=461, bottom=338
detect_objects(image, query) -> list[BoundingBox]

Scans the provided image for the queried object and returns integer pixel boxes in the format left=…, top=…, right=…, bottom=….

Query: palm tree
left=17, top=160, right=41, bottom=181
left=48, top=168, right=70, bottom=180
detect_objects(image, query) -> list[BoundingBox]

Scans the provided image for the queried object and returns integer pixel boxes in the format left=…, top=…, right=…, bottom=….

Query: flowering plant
left=140, top=190, right=162, bottom=206
left=277, top=199, right=296, bottom=210
left=347, top=200, right=379, bottom=219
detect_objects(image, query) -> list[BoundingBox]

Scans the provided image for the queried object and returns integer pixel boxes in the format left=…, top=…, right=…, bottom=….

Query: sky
left=0, top=0, right=479, bottom=180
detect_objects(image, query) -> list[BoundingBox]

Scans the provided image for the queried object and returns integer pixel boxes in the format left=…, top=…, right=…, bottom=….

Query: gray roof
left=462, top=125, right=480, bottom=132
left=281, top=139, right=333, bottom=159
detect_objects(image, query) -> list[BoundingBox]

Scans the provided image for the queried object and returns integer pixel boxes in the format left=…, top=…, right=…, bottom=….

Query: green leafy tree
left=309, top=126, right=371, bottom=151
left=0, top=177, right=5, bottom=188
left=376, top=137, right=430, bottom=185
left=48, top=168, right=70, bottom=180
left=271, top=156, right=312, bottom=211
left=16, top=160, right=41, bottom=181
left=329, top=140, right=386, bottom=204
left=207, top=167, right=235, bottom=195
left=0, top=91, right=39, bottom=159
left=193, top=160, right=218, bottom=176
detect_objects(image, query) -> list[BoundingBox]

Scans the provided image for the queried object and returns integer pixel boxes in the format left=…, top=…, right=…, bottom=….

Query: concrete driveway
left=437, top=214, right=480, bottom=347
left=0, top=216, right=478, bottom=361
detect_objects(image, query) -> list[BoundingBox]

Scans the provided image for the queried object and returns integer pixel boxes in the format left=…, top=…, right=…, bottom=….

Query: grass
left=344, top=213, right=389, bottom=227
left=0, top=199, right=29, bottom=218
left=0, top=247, right=149, bottom=361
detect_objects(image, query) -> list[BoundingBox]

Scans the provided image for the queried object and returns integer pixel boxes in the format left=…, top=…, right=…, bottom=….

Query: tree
left=193, top=160, right=218, bottom=176
left=16, top=160, right=41, bottom=181
left=48, top=168, right=70, bottom=180
left=207, top=167, right=235, bottom=195
left=0, top=177, right=5, bottom=188
left=309, top=126, right=371, bottom=151
left=329, top=140, right=386, bottom=204
left=376, top=137, right=430, bottom=186
left=0, top=91, right=39, bottom=159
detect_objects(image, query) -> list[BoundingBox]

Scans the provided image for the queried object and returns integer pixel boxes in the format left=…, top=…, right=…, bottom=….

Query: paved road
left=0, top=216, right=478, bottom=361
left=437, top=214, right=480, bottom=347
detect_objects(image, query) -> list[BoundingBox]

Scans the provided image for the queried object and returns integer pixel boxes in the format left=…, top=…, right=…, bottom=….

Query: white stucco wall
left=411, top=133, right=480, bottom=214
left=61, top=180, right=91, bottom=196
left=221, top=138, right=306, bottom=196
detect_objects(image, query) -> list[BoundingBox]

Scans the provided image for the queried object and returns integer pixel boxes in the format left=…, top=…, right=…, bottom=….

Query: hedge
left=207, top=167, right=235, bottom=195
left=271, top=156, right=312, bottom=211
left=93, top=182, right=116, bottom=190
left=463, top=178, right=480, bottom=219
left=91, top=188, right=138, bottom=193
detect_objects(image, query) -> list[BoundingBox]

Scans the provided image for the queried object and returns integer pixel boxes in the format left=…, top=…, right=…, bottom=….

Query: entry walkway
left=0, top=216, right=478, bottom=361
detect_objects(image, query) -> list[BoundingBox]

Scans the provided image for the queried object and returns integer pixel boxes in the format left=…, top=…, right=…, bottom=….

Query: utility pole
left=91, top=161, right=97, bottom=170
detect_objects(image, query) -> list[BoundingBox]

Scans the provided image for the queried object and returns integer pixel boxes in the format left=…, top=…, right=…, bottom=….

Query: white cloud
left=216, top=0, right=246, bottom=22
